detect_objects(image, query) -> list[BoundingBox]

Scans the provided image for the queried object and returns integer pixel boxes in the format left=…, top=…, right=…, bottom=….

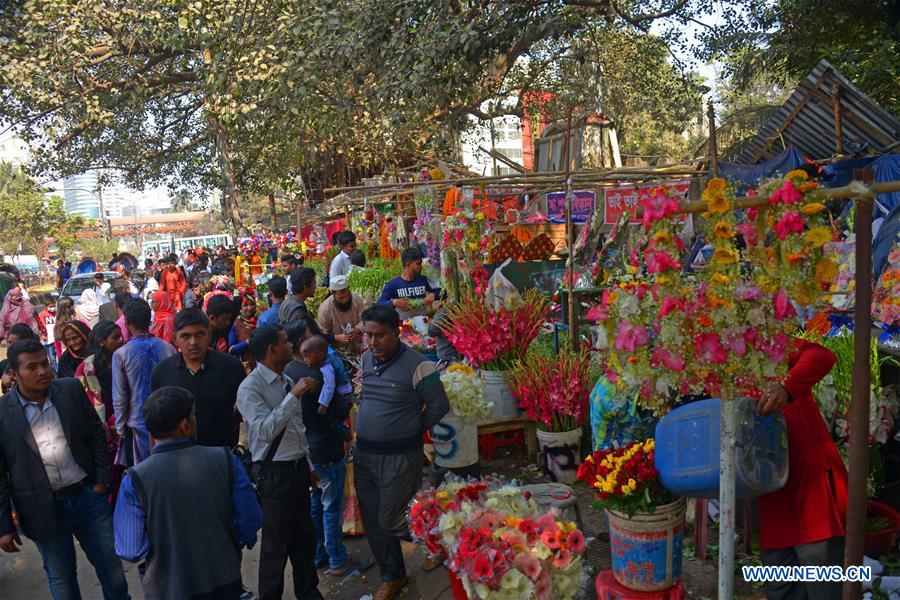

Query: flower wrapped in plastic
left=441, top=363, right=492, bottom=419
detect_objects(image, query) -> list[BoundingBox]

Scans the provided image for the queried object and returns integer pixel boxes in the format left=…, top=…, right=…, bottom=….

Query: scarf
left=150, top=290, right=175, bottom=343
left=234, top=293, right=257, bottom=342
left=0, top=288, right=38, bottom=339
left=78, top=288, right=102, bottom=328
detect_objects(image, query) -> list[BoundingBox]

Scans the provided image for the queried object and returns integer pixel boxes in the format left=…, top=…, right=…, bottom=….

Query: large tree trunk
left=212, top=119, right=245, bottom=237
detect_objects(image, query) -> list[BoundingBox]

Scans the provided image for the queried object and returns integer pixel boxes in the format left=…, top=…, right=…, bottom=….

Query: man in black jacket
left=0, top=338, right=129, bottom=600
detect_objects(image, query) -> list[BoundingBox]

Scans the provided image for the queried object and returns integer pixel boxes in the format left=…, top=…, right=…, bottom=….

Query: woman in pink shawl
left=0, top=287, right=39, bottom=342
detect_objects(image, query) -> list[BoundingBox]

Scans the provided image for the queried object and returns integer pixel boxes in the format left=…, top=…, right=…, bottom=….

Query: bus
left=142, top=234, right=233, bottom=258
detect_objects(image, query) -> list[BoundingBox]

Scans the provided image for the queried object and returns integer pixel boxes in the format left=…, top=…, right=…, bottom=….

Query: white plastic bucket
left=480, top=370, right=519, bottom=420
left=536, top=427, right=582, bottom=484
left=431, top=412, right=478, bottom=468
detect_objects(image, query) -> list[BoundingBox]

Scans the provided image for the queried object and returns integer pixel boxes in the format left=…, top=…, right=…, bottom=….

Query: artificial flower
left=774, top=211, right=805, bottom=240
left=695, top=332, right=728, bottom=363
left=706, top=193, right=730, bottom=214
left=805, top=227, right=832, bottom=248
left=714, top=221, right=734, bottom=239
left=712, top=247, right=739, bottom=265
left=785, top=169, right=810, bottom=181
left=769, top=180, right=803, bottom=205
left=801, top=202, right=826, bottom=215
left=773, top=288, right=797, bottom=321
left=706, top=178, right=727, bottom=193
left=815, top=258, right=838, bottom=285
left=736, top=222, right=758, bottom=246
left=615, top=322, right=649, bottom=352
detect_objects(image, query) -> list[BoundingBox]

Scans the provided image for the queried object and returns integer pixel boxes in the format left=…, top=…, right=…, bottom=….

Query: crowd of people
left=0, top=232, right=450, bottom=600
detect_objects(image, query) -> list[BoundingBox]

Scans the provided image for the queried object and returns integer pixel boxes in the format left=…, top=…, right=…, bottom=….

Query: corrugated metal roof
left=739, top=60, right=900, bottom=163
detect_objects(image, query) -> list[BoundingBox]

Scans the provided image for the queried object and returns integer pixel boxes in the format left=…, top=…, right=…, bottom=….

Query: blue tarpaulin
left=823, top=153, right=900, bottom=217
left=714, top=147, right=806, bottom=192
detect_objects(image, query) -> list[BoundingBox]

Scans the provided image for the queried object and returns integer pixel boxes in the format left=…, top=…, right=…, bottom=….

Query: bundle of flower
left=408, top=481, right=490, bottom=558
left=447, top=509, right=586, bottom=600
left=399, top=319, right=437, bottom=353
left=441, top=364, right=492, bottom=419
left=440, top=289, right=549, bottom=371
left=441, top=208, right=490, bottom=301
left=577, top=438, right=674, bottom=517
left=589, top=177, right=839, bottom=412
left=507, top=349, right=593, bottom=432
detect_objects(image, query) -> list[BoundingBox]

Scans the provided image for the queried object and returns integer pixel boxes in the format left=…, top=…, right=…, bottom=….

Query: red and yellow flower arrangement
left=577, top=439, right=673, bottom=517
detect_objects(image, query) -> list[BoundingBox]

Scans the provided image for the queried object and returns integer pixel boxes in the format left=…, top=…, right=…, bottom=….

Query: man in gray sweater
left=355, top=305, right=449, bottom=600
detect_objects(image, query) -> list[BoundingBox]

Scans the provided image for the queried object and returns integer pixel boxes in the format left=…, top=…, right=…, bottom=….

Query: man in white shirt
left=328, top=231, right=357, bottom=281
left=236, top=324, right=323, bottom=600
left=93, top=272, right=113, bottom=303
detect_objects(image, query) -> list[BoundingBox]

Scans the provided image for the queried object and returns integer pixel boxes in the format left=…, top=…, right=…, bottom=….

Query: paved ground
left=0, top=441, right=763, bottom=599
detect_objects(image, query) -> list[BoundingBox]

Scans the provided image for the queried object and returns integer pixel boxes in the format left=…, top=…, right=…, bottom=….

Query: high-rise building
left=63, top=172, right=100, bottom=218
left=0, top=132, right=30, bottom=166
left=62, top=171, right=128, bottom=219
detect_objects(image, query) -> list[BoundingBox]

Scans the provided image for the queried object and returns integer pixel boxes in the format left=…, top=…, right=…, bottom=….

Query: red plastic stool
left=477, top=429, right=526, bottom=460
left=595, top=571, right=686, bottom=600
left=693, top=498, right=753, bottom=559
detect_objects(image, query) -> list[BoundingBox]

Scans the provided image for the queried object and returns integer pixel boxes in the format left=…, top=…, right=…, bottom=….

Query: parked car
left=55, top=271, right=125, bottom=306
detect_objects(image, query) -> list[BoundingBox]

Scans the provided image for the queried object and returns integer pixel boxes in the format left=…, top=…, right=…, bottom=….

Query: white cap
left=329, top=275, right=349, bottom=292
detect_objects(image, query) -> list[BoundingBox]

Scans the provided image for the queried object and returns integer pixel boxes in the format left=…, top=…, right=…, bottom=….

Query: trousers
left=32, top=483, right=130, bottom=600
left=354, top=447, right=423, bottom=582
left=760, top=536, right=844, bottom=600
left=257, top=463, right=323, bottom=600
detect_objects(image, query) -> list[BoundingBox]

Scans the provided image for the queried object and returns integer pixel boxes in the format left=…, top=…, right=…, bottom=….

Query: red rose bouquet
left=577, top=439, right=674, bottom=517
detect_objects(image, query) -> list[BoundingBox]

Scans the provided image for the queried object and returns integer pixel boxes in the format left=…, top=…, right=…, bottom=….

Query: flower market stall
left=315, top=153, right=900, bottom=598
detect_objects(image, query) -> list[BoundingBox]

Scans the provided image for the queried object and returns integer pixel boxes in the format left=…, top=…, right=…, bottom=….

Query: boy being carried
left=300, top=336, right=352, bottom=439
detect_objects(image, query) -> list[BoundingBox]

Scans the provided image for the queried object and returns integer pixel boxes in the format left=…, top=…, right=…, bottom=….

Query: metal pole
left=718, top=393, right=737, bottom=600
left=707, top=101, right=719, bottom=178
left=842, top=170, right=874, bottom=600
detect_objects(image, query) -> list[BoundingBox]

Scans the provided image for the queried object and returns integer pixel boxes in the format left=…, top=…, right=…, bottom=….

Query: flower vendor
left=376, top=247, right=438, bottom=320
left=756, top=338, right=847, bottom=600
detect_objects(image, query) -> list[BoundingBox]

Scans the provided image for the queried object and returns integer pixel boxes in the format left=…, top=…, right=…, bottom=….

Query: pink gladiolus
left=646, top=250, right=681, bottom=274
left=746, top=207, right=758, bottom=220
left=615, top=322, right=649, bottom=352
left=774, top=288, right=797, bottom=321
left=774, top=211, right=805, bottom=240
left=586, top=305, right=607, bottom=322
left=769, top=180, right=803, bottom=205
left=453, top=229, right=464, bottom=243
left=695, top=332, right=727, bottom=364
left=652, top=346, right=685, bottom=372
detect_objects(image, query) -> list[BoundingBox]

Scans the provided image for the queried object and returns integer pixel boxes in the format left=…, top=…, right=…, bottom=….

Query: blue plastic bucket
left=606, top=498, right=685, bottom=591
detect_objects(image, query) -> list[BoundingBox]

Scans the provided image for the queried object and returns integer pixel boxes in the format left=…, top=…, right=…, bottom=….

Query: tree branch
left=611, top=0, right=689, bottom=27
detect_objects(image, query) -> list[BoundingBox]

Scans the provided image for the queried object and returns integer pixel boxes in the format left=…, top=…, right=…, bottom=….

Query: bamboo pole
left=842, top=170, right=875, bottom=600
left=708, top=101, right=719, bottom=178
left=833, top=84, right=845, bottom=155
left=563, top=111, right=578, bottom=351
